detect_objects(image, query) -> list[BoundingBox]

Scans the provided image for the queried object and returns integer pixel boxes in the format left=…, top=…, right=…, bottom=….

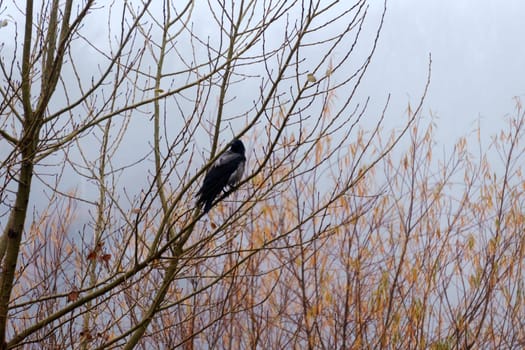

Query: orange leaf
left=100, top=254, right=111, bottom=269
left=87, top=251, right=97, bottom=261
left=67, top=290, right=80, bottom=302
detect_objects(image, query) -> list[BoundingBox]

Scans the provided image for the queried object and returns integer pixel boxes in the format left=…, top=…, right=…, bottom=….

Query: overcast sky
left=2, top=1, right=523, bottom=145
left=362, top=1, right=525, bottom=145
left=3, top=1, right=525, bottom=214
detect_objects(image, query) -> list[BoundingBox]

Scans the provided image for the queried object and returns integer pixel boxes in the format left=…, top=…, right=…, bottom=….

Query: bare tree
left=2, top=0, right=485, bottom=349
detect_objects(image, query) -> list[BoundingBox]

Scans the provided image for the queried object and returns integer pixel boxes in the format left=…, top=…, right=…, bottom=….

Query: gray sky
left=3, top=1, right=525, bottom=215
left=362, top=1, right=525, bottom=145
left=3, top=1, right=523, bottom=146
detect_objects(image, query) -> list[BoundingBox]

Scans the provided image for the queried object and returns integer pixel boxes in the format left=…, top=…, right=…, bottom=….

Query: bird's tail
left=195, top=193, right=212, bottom=214
left=202, top=201, right=212, bottom=213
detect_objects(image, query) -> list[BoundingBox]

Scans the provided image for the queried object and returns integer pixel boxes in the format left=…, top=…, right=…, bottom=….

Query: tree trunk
left=0, top=151, right=35, bottom=348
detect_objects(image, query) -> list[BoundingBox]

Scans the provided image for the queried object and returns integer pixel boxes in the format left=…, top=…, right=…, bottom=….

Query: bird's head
left=230, top=139, right=245, bottom=155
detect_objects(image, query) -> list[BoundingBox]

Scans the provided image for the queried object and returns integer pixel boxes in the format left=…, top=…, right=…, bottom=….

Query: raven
left=196, top=139, right=246, bottom=213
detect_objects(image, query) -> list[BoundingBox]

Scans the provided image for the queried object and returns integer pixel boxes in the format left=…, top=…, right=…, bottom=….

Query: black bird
left=196, top=139, right=246, bottom=213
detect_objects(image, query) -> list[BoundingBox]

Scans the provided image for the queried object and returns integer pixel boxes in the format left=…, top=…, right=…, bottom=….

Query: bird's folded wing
left=202, top=155, right=244, bottom=187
